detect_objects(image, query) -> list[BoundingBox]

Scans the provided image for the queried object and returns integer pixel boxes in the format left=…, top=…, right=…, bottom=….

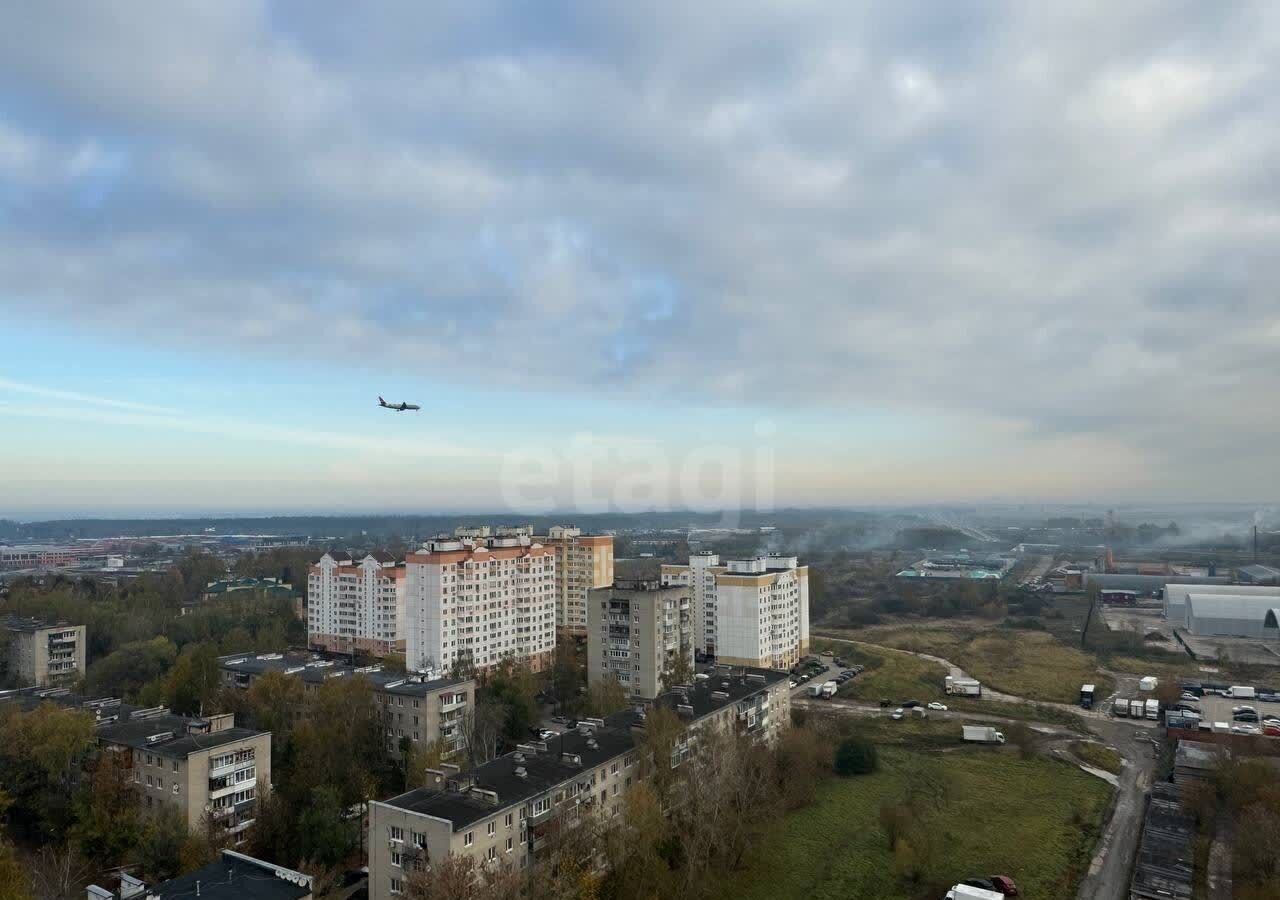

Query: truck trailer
left=945, top=885, right=1006, bottom=900
left=1145, top=699, right=1160, bottom=721
left=1080, top=684, right=1096, bottom=709
left=961, top=725, right=1005, bottom=744
left=820, top=681, right=838, bottom=698
left=1129, top=699, right=1145, bottom=718
left=945, top=675, right=983, bottom=697
left=1112, top=697, right=1128, bottom=717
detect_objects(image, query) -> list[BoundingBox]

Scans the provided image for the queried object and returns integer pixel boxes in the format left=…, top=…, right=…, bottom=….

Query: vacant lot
left=711, top=747, right=1111, bottom=900
left=825, top=625, right=1114, bottom=705
left=1070, top=741, right=1124, bottom=774
left=830, top=642, right=948, bottom=704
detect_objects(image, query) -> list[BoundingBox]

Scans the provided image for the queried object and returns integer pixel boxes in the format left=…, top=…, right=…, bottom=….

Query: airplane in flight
left=378, top=396, right=420, bottom=412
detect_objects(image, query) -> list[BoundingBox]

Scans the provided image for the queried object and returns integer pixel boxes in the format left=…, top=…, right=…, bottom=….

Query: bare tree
left=25, top=844, right=92, bottom=900
left=461, top=699, right=504, bottom=767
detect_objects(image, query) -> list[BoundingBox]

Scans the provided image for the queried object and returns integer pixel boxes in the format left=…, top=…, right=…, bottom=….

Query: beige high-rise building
left=307, top=551, right=407, bottom=657
left=662, top=554, right=809, bottom=669
left=587, top=580, right=693, bottom=700
left=538, top=526, right=614, bottom=638
left=3, top=618, right=85, bottom=686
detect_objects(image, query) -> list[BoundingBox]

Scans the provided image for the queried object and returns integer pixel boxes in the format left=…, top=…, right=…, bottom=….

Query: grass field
left=824, top=625, right=1115, bottom=705
left=711, top=747, right=1111, bottom=900
left=1070, top=741, right=1124, bottom=774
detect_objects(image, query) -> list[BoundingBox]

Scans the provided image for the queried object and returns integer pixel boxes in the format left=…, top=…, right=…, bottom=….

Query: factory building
left=1183, top=592, right=1280, bottom=639
left=1166, top=583, right=1280, bottom=627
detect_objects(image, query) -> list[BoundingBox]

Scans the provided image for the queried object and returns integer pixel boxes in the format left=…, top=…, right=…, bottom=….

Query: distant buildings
left=895, top=551, right=1015, bottom=581
left=661, top=554, right=809, bottom=668
left=88, top=850, right=312, bottom=900
left=3, top=617, right=85, bottom=686
left=203, top=576, right=295, bottom=602
left=587, top=579, right=694, bottom=700
left=307, top=550, right=407, bottom=657
left=405, top=530, right=556, bottom=675
left=218, top=652, right=474, bottom=759
left=367, top=666, right=789, bottom=900
left=537, top=526, right=614, bottom=638
left=1238, top=564, right=1280, bottom=586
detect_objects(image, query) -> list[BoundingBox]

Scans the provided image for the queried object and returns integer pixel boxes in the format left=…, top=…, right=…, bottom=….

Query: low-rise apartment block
left=367, top=666, right=789, bottom=900
left=307, top=550, right=407, bottom=657
left=587, top=579, right=694, bottom=699
left=218, top=652, right=474, bottom=758
left=0, top=687, right=271, bottom=841
left=662, top=554, right=809, bottom=668
left=405, top=531, right=556, bottom=676
left=537, top=526, right=614, bottom=638
left=3, top=617, right=86, bottom=686
left=88, top=850, right=312, bottom=900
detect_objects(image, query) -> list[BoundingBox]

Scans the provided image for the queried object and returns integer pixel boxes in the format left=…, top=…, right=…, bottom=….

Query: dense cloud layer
left=2, top=2, right=1278, bottom=489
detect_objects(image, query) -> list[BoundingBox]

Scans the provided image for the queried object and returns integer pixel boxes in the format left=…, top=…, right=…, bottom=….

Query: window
left=487, top=822, right=496, bottom=836
left=172, top=760, right=178, bottom=772
left=391, top=851, right=402, bottom=867
left=505, top=837, right=513, bottom=852
left=172, top=784, right=180, bottom=795
left=389, top=878, right=403, bottom=895
left=464, top=832, right=473, bottom=847
left=146, top=775, right=153, bottom=787
left=505, top=813, right=513, bottom=827
left=487, top=847, right=497, bottom=861
left=389, top=826, right=404, bottom=842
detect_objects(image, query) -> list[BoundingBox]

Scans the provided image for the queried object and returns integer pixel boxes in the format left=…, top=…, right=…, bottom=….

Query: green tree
left=297, top=788, right=357, bottom=869
left=834, top=736, right=878, bottom=776
left=0, top=792, right=32, bottom=900
left=71, top=752, right=142, bottom=871
left=583, top=675, right=629, bottom=717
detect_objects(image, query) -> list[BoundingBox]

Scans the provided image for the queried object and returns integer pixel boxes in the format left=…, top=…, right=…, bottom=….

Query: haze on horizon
left=2, top=2, right=1278, bottom=517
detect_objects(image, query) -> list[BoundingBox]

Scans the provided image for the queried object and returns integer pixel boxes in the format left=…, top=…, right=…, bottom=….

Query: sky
left=1, top=2, right=1278, bottom=517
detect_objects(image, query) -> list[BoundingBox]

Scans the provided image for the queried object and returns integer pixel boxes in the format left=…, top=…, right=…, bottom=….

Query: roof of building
left=1, top=615, right=79, bottom=633
left=218, top=652, right=470, bottom=697
left=143, top=851, right=310, bottom=900
left=1184, top=593, right=1280, bottom=621
left=1175, top=739, right=1226, bottom=773
left=380, top=665, right=787, bottom=829
left=1239, top=564, right=1280, bottom=580
left=95, top=713, right=264, bottom=757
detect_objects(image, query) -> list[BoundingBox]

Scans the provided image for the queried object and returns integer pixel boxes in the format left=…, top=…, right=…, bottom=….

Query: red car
left=990, top=875, right=1020, bottom=896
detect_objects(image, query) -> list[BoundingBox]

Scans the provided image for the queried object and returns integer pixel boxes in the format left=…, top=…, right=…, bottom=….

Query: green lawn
left=712, top=748, right=1110, bottom=900
left=823, top=625, right=1114, bottom=705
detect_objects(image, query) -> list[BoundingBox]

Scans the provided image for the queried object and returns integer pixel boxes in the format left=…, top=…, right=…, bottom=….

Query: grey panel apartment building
left=587, top=579, right=694, bottom=700
left=218, top=652, right=474, bottom=759
left=367, top=666, right=790, bottom=900
left=3, top=617, right=86, bottom=686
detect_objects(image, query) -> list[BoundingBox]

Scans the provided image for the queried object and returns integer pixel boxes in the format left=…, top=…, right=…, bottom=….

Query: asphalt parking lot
left=1192, top=693, right=1280, bottom=728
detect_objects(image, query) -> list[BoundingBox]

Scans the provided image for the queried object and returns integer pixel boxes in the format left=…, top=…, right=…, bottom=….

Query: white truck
left=945, top=885, right=1005, bottom=900
left=1228, top=685, right=1256, bottom=699
left=962, top=725, right=1005, bottom=744
left=945, top=675, right=983, bottom=696
left=820, top=681, right=838, bottom=699
left=1112, top=697, right=1128, bottom=717
left=1129, top=699, right=1145, bottom=718
left=1145, top=698, right=1160, bottom=721
left=808, top=683, right=823, bottom=698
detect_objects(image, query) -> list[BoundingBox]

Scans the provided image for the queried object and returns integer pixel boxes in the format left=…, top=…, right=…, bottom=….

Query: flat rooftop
left=218, top=651, right=469, bottom=697
left=380, top=665, right=787, bottom=829
left=146, top=851, right=310, bottom=900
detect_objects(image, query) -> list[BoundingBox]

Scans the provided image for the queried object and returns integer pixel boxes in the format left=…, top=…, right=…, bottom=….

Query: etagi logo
left=500, top=423, right=776, bottom=526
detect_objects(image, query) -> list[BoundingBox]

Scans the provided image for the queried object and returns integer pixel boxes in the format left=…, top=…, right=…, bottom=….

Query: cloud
left=0, top=1, right=1278, bottom=495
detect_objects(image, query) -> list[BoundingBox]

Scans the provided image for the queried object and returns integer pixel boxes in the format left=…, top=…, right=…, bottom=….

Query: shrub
left=835, top=737, right=879, bottom=776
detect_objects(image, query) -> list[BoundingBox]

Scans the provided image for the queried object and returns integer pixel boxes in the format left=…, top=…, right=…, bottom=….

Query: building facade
left=3, top=618, right=86, bottom=686
left=367, top=667, right=789, bottom=900
left=662, top=554, right=809, bottom=667
left=537, top=527, right=614, bottom=638
left=93, top=707, right=271, bottom=839
left=307, top=551, right=407, bottom=657
left=587, top=580, right=693, bottom=699
left=405, top=533, right=556, bottom=676
left=218, top=652, right=474, bottom=759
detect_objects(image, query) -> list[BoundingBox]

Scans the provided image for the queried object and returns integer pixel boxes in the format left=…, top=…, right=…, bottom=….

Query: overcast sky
left=2, top=2, right=1277, bottom=517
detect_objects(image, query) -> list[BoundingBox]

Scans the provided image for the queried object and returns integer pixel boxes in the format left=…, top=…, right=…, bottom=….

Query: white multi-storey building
left=405, top=534, right=556, bottom=675
left=662, top=554, right=809, bottom=668
left=307, top=551, right=407, bottom=657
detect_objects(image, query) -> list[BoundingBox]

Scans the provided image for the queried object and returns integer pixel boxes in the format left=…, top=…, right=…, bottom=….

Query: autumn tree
left=583, top=675, right=629, bottom=718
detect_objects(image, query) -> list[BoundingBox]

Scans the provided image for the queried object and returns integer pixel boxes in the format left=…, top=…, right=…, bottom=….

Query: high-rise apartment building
left=587, top=579, right=693, bottom=699
left=405, top=532, right=556, bottom=675
left=661, top=554, right=809, bottom=668
left=3, top=617, right=86, bottom=686
left=537, top=526, right=614, bottom=638
left=307, top=551, right=406, bottom=657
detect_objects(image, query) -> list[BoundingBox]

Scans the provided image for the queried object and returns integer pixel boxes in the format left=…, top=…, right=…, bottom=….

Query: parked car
left=890, top=708, right=905, bottom=720
left=833, top=657, right=846, bottom=667
left=1180, top=691, right=1198, bottom=701
left=961, top=878, right=998, bottom=892
left=1232, top=705, right=1258, bottom=715
left=989, top=875, right=1020, bottom=896
left=788, top=680, right=797, bottom=689
left=1233, top=712, right=1259, bottom=723
left=879, top=698, right=892, bottom=708
left=927, top=701, right=948, bottom=711
left=1231, top=724, right=1261, bottom=735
